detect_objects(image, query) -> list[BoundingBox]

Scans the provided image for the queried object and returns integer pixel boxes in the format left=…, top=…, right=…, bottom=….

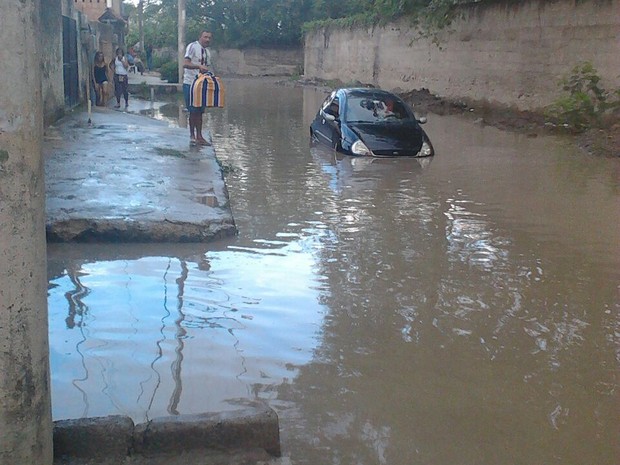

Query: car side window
left=326, top=101, right=339, bottom=117
left=321, top=92, right=340, bottom=118
left=323, top=100, right=339, bottom=118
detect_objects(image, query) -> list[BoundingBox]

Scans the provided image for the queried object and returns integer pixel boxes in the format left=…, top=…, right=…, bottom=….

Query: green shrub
left=547, top=62, right=620, bottom=132
left=151, top=54, right=167, bottom=70
left=160, top=60, right=179, bottom=83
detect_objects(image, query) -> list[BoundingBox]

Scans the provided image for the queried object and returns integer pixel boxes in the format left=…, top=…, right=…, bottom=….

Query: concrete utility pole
left=178, top=0, right=186, bottom=84
left=138, top=0, right=144, bottom=52
left=0, top=0, right=53, bottom=464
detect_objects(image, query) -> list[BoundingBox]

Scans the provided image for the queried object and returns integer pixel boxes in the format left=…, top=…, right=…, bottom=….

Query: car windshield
left=344, top=95, right=413, bottom=123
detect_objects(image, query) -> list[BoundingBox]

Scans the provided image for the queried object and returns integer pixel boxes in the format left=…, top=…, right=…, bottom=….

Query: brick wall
left=73, top=0, right=108, bottom=22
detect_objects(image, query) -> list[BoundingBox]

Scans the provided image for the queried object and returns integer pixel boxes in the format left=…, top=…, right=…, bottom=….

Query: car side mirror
left=417, top=116, right=427, bottom=124
left=321, top=110, right=336, bottom=122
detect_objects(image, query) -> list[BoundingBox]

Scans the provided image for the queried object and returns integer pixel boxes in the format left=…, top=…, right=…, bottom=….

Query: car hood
left=349, top=122, right=424, bottom=153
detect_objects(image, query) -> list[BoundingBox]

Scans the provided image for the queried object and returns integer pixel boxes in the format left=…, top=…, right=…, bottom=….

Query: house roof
left=98, top=7, right=126, bottom=24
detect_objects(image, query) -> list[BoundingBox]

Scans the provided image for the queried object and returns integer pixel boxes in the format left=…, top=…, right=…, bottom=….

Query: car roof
left=339, top=88, right=397, bottom=98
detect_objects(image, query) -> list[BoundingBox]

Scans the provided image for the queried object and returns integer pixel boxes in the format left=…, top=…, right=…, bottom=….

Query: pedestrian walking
left=93, top=51, right=109, bottom=106
left=183, top=31, right=212, bottom=145
left=110, top=47, right=129, bottom=109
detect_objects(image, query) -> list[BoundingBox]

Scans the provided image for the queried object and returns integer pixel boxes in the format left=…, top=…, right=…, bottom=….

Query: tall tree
left=125, top=0, right=438, bottom=51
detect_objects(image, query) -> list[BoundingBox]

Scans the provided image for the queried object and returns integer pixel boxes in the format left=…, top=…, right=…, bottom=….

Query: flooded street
left=48, top=79, right=619, bottom=465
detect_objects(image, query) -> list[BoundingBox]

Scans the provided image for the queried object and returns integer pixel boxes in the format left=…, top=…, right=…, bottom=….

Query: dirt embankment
left=399, top=88, right=620, bottom=158
left=290, top=78, right=619, bottom=158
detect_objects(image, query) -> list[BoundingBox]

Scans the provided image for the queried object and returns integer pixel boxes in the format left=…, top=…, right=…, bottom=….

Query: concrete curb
left=135, top=407, right=281, bottom=456
left=53, top=406, right=280, bottom=461
left=53, top=415, right=134, bottom=459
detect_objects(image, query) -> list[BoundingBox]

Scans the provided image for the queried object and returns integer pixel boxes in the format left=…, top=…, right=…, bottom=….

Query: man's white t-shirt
left=183, top=41, right=211, bottom=85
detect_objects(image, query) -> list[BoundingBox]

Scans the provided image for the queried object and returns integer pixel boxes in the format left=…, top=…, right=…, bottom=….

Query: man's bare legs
left=189, top=112, right=199, bottom=142
left=189, top=111, right=209, bottom=145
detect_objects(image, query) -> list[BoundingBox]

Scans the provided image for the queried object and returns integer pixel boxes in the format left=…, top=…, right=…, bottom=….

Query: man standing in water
left=183, top=30, right=212, bottom=145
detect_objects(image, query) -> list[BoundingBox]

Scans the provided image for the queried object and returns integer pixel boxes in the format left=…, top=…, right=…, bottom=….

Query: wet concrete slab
left=44, top=106, right=237, bottom=242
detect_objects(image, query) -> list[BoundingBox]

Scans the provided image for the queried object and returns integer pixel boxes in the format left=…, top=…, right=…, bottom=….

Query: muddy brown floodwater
left=48, top=78, right=619, bottom=465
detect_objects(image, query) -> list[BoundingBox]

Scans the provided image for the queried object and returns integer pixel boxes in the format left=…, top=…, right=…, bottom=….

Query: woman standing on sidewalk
left=93, top=51, right=109, bottom=106
left=109, top=47, right=129, bottom=108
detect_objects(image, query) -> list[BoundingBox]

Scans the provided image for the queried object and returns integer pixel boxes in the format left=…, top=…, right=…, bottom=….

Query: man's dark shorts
left=183, top=83, right=205, bottom=114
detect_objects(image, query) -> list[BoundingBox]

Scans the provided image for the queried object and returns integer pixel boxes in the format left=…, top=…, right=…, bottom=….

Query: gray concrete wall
left=0, top=1, right=53, bottom=464
left=215, top=47, right=303, bottom=77
left=304, top=0, right=620, bottom=110
left=41, top=0, right=65, bottom=125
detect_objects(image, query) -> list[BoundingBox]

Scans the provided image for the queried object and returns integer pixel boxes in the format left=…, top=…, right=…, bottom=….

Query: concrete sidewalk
left=44, top=105, right=237, bottom=242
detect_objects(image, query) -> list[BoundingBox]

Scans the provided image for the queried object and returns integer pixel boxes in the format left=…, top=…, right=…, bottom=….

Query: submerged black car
left=310, top=88, right=434, bottom=158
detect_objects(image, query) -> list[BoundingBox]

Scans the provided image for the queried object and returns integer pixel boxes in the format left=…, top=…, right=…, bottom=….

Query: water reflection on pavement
left=48, top=79, right=620, bottom=465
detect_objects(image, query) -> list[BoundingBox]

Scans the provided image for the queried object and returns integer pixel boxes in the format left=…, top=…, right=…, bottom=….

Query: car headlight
left=416, top=140, right=433, bottom=157
left=351, top=140, right=373, bottom=157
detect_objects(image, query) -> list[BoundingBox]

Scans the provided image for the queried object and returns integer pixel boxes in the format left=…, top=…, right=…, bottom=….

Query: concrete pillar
left=0, top=1, right=53, bottom=464
left=178, top=0, right=186, bottom=84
